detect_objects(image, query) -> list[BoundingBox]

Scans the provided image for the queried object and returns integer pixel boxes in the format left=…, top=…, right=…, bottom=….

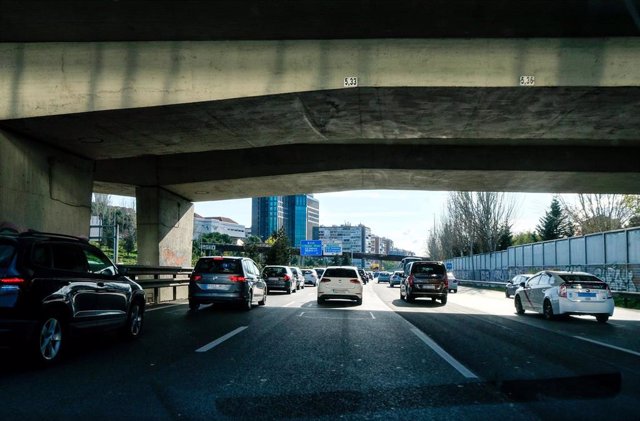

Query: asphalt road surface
left=1, top=283, right=639, bottom=420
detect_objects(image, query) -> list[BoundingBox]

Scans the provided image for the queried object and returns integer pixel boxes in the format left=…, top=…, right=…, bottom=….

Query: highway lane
left=0, top=283, right=638, bottom=420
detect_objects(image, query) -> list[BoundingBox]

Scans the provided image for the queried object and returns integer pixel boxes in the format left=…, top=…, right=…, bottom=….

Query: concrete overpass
left=1, top=0, right=640, bottom=266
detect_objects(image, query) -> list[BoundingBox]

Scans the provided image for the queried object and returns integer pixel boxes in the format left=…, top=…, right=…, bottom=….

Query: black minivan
left=0, top=230, right=146, bottom=365
left=400, top=261, right=449, bottom=305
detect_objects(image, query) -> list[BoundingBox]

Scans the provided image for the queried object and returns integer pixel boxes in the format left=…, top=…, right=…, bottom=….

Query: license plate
left=419, top=285, right=436, bottom=290
left=268, top=277, right=280, bottom=282
left=201, top=284, right=228, bottom=290
left=333, top=289, right=348, bottom=293
left=578, top=292, right=596, bottom=298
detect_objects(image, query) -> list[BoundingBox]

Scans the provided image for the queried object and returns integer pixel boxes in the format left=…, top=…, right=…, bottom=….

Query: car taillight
left=559, top=284, right=567, bottom=298
left=408, top=275, right=414, bottom=287
left=1, top=277, right=24, bottom=284
left=443, top=275, right=448, bottom=288
left=229, top=276, right=246, bottom=282
left=283, top=275, right=290, bottom=281
left=350, top=279, right=360, bottom=284
left=192, top=274, right=202, bottom=282
left=321, top=278, right=331, bottom=283
left=213, top=256, right=224, bottom=260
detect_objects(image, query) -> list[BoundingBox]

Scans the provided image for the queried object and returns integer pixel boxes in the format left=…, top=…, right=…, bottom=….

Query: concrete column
left=136, top=186, right=194, bottom=267
left=0, top=128, right=93, bottom=236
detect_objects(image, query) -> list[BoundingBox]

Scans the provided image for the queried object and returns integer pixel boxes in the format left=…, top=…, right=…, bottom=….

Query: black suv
left=0, top=230, right=146, bottom=365
left=400, top=261, right=448, bottom=305
left=189, top=256, right=266, bottom=311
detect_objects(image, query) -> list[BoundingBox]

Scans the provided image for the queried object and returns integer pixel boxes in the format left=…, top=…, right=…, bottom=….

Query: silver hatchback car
left=514, top=271, right=614, bottom=323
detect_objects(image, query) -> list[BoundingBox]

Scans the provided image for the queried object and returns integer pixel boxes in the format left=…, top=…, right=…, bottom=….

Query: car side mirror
left=117, top=265, right=129, bottom=276
left=520, top=282, right=526, bottom=287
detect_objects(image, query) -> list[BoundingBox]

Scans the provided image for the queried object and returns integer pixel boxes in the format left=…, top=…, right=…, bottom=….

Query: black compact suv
left=0, top=229, right=146, bottom=365
left=400, top=261, right=449, bottom=305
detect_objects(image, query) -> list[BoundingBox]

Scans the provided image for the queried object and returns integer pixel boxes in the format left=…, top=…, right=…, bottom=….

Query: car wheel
left=505, top=290, right=510, bottom=298
left=406, top=290, right=415, bottom=303
left=441, top=296, right=447, bottom=305
left=189, top=301, right=200, bottom=312
left=34, top=313, right=65, bottom=365
left=122, top=300, right=144, bottom=339
left=543, top=300, right=555, bottom=320
left=596, top=314, right=609, bottom=323
left=317, top=297, right=324, bottom=305
left=286, top=286, right=292, bottom=294
left=243, top=292, right=253, bottom=311
left=258, top=290, right=267, bottom=306
left=356, top=298, right=362, bottom=305
left=514, top=295, right=525, bottom=315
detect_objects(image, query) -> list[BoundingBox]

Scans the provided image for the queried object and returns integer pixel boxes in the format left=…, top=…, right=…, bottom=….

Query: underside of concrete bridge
left=1, top=0, right=639, bottom=265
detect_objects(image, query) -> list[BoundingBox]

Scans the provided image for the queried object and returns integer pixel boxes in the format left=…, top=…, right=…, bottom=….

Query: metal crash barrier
left=118, top=265, right=193, bottom=304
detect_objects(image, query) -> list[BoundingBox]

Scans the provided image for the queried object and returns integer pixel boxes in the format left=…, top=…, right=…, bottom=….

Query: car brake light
left=559, top=284, right=567, bottom=298
left=1, top=277, right=24, bottom=284
left=229, top=276, right=246, bottom=282
left=408, top=275, right=414, bottom=287
left=283, top=275, right=291, bottom=281
left=321, top=278, right=331, bottom=283
left=213, top=256, right=224, bottom=260
left=192, top=274, right=202, bottom=281
left=350, top=279, right=360, bottom=284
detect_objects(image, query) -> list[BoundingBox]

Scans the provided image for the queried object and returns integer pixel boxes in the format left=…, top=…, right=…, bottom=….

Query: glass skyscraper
left=252, top=194, right=319, bottom=246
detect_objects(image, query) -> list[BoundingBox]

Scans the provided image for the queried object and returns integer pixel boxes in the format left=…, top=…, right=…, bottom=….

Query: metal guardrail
left=118, top=265, right=193, bottom=304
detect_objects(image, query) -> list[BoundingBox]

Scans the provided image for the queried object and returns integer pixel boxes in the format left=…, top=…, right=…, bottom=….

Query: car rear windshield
left=263, top=266, right=287, bottom=277
left=194, top=258, right=241, bottom=275
left=411, top=263, right=446, bottom=276
left=323, top=268, right=358, bottom=278
left=559, top=274, right=606, bottom=286
left=0, top=243, right=16, bottom=269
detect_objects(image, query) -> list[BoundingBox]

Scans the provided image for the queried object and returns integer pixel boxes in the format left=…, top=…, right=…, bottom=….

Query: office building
left=252, top=194, right=319, bottom=246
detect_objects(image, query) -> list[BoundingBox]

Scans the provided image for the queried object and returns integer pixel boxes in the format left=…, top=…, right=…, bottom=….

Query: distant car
left=377, top=271, right=391, bottom=283
left=505, top=274, right=533, bottom=298
left=302, top=269, right=319, bottom=286
left=290, top=266, right=305, bottom=290
left=389, top=271, right=404, bottom=287
left=514, top=271, right=614, bottom=323
left=317, top=266, right=363, bottom=305
left=0, top=230, right=146, bottom=365
left=446, top=272, right=459, bottom=293
left=314, top=268, right=326, bottom=279
left=400, top=261, right=448, bottom=304
left=189, top=256, right=267, bottom=311
left=262, top=265, right=296, bottom=294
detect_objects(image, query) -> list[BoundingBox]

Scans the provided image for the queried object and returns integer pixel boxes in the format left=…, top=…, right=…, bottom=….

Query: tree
left=243, top=235, right=264, bottom=266
left=512, top=231, right=538, bottom=246
left=265, top=227, right=292, bottom=265
left=561, top=194, right=637, bottom=235
left=535, top=197, right=574, bottom=241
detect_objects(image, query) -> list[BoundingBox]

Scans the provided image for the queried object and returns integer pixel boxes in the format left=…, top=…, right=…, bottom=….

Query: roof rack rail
left=20, top=229, right=89, bottom=242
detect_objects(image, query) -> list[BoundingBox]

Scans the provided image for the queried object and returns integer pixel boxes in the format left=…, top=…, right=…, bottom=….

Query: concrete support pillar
left=136, top=186, right=194, bottom=267
left=0, top=128, right=93, bottom=236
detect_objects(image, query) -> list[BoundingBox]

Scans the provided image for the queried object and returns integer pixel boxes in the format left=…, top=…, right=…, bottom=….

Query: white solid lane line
left=410, top=327, right=479, bottom=379
left=283, top=301, right=296, bottom=307
left=196, top=326, right=249, bottom=353
left=573, top=336, right=640, bottom=358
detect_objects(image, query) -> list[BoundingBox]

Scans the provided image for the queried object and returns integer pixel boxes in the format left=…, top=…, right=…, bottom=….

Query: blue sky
left=191, top=190, right=566, bottom=255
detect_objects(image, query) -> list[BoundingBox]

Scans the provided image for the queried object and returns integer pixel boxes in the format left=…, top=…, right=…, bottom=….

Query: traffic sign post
left=300, top=240, right=323, bottom=256
left=323, top=244, right=343, bottom=256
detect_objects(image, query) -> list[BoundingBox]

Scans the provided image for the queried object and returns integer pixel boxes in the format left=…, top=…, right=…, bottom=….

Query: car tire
left=543, top=300, right=555, bottom=320
left=441, top=296, right=447, bottom=305
left=258, top=290, right=267, bottom=306
left=34, top=313, right=65, bottom=365
left=596, top=314, right=609, bottom=323
left=286, top=286, right=292, bottom=294
left=317, top=297, right=324, bottom=305
left=406, top=290, right=415, bottom=303
left=515, top=295, right=525, bottom=315
left=122, top=300, right=144, bottom=339
left=355, top=298, right=362, bottom=306
left=243, top=292, right=253, bottom=311
left=505, top=290, right=510, bottom=298
left=189, top=301, right=200, bottom=312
